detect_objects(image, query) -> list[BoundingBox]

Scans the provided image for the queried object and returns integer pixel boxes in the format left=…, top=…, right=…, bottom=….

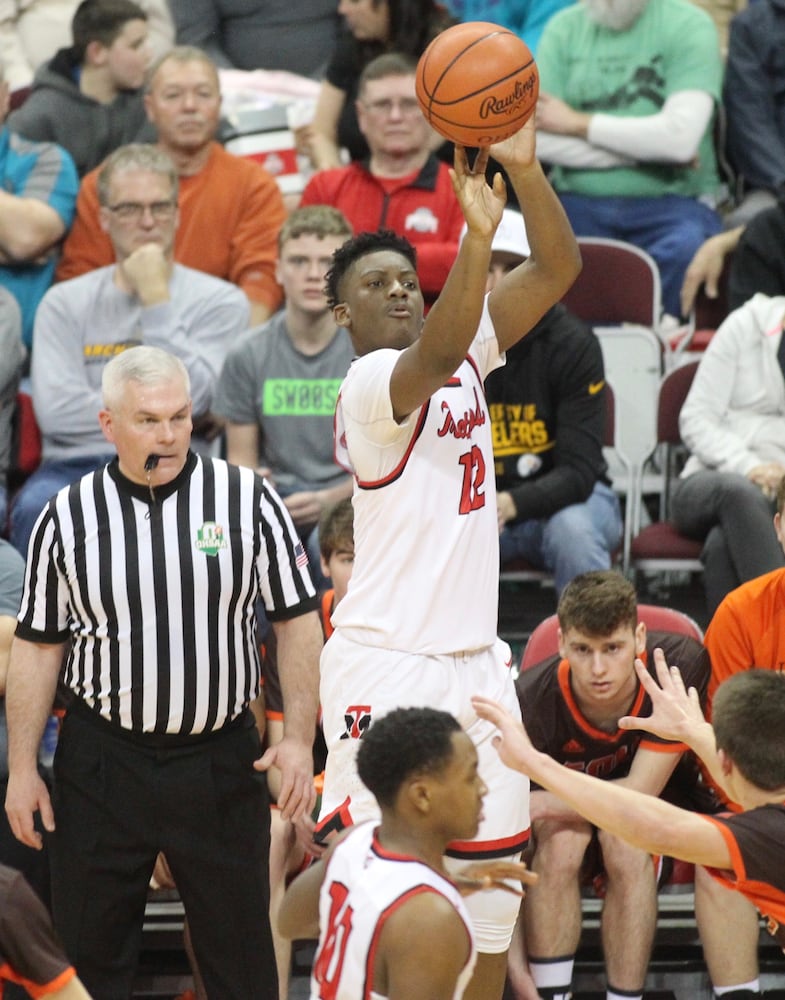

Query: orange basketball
left=415, top=21, right=539, bottom=147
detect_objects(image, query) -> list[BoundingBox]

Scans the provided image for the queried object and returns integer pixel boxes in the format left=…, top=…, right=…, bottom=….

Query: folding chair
left=562, top=237, right=662, bottom=334
left=629, top=362, right=703, bottom=582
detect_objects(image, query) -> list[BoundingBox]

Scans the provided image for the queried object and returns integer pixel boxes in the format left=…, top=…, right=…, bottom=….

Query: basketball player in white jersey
left=280, top=707, right=535, bottom=1000
left=315, top=123, right=581, bottom=1000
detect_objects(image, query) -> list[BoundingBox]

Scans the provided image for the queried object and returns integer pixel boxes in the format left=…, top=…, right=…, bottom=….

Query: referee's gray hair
left=97, top=143, right=179, bottom=206
left=102, top=347, right=190, bottom=408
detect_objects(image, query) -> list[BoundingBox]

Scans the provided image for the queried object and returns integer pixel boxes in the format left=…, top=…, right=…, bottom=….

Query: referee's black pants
left=48, top=706, right=277, bottom=1000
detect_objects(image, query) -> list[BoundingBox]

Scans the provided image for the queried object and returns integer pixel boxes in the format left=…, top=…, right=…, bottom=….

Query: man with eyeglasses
left=299, top=51, right=463, bottom=307
left=8, top=142, right=248, bottom=556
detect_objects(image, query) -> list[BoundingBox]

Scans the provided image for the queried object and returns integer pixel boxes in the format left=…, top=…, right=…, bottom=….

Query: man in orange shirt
left=694, top=473, right=785, bottom=1000
left=56, top=44, right=285, bottom=324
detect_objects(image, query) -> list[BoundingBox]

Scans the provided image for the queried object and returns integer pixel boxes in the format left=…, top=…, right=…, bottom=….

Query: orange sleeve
left=227, top=162, right=286, bottom=312
left=705, top=595, right=756, bottom=709
left=55, top=169, right=114, bottom=282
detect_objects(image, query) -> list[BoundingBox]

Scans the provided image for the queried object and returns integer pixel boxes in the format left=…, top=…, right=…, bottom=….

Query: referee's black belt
left=68, top=697, right=254, bottom=749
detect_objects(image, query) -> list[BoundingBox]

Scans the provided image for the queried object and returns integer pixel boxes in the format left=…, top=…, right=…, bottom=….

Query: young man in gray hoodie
left=7, top=0, right=154, bottom=177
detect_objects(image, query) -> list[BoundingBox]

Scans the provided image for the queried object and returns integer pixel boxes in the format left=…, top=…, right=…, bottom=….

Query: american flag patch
left=294, top=542, right=309, bottom=569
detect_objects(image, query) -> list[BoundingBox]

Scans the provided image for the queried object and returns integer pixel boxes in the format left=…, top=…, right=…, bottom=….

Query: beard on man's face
left=582, top=0, right=649, bottom=31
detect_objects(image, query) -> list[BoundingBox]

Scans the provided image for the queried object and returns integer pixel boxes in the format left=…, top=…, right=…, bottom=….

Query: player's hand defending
left=619, top=648, right=707, bottom=743
left=471, top=694, right=539, bottom=774
left=450, top=145, right=506, bottom=239
left=453, top=859, right=537, bottom=897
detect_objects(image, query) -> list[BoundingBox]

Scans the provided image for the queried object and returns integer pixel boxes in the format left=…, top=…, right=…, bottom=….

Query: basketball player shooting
left=315, top=120, right=581, bottom=1000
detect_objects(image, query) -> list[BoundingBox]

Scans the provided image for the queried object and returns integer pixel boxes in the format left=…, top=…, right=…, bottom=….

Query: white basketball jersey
left=312, top=823, right=476, bottom=1000
left=332, top=301, right=504, bottom=654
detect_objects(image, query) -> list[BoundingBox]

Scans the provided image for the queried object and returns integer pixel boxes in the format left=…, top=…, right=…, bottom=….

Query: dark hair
left=319, top=498, right=354, bottom=561
left=278, top=205, right=352, bottom=252
left=557, top=570, right=638, bottom=636
left=358, top=51, right=418, bottom=95
left=324, top=229, right=417, bottom=308
left=713, top=669, right=785, bottom=790
left=71, top=0, right=147, bottom=63
left=348, top=0, right=456, bottom=74
left=357, top=707, right=461, bottom=808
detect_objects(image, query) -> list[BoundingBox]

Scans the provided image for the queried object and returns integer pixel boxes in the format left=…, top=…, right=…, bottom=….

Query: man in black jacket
left=484, top=209, right=622, bottom=596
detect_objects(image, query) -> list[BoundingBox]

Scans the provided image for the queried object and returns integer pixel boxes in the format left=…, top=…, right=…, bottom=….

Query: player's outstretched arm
left=486, top=119, right=582, bottom=352
left=471, top=694, right=732, bottom=869
left=391, top=145, right=504, bottom=420
left=619, top=650, right=727, bottom=795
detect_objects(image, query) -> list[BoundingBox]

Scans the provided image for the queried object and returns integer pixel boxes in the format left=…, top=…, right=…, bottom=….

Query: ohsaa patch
left=195, top=521, right=228, bottom=556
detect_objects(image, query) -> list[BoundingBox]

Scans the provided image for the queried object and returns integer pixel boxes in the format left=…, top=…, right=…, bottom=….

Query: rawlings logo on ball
left=416, top=21, right=539, bottom=147
left=479, top=72, right=538, bottom=121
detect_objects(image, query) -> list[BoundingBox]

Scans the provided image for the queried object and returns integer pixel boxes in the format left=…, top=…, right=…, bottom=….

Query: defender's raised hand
left=619, top=648, right=707, bottom=743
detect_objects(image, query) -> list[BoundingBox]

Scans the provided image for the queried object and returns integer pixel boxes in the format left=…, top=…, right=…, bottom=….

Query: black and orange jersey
left=707, top=803, right=785, bottom=946
left=516, top=630, right=716, bottom=809
left=0, top=864, right=76, bottom=996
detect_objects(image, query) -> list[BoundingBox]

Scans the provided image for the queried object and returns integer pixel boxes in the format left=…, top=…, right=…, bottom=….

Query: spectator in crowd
left=0, top=863, right=93, bottom=999
left=0, top=57, right=78, bottom=351
left=8, top=143, right=249, bottom=556
left=535, top=0, right=724, bottom=319
left=300, top=52, right=464, bottom=308
left=475, top=662, right=785, bottom=1000
left=214, top=205, right=354, bottom=577
left=442, top=0, right=575, bottom=53
left=4, top=345, right=323, bottom=1000
left=0, top=290, right=25, bottom=532
left=306, top=0, right=455, bottom=170
left=691, top=473, right=785, bottom=1000
left=168, top=0, right=340, bottom=80
left=723, top=0, right=785, bottom=225
left=7, top=0, right=155, bottom=178
left=280, top=706, right=534, bottom=1000
left=56, top=45, right=286, bottom=325
left=511, top=570, right=716, bottom=1000
left=0, top=0, right=172, bottom=96
left=484, top=208, right=621, bottom=596
left=671, top=292, right=785, bottom=618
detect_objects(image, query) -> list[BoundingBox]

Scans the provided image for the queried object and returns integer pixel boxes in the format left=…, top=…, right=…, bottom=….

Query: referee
left=4, top=346, right=323, bottom=1000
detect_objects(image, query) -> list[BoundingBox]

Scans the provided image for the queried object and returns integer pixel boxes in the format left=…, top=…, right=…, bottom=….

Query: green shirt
left=537, top=0, right=723, bottom=198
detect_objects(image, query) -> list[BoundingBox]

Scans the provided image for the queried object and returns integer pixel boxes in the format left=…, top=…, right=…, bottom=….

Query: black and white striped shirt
left=17, top=453, right=318, bottom=736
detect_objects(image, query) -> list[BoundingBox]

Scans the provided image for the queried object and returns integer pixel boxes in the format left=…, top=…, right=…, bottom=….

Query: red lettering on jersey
left=314, top=882, right=354, bottom=998
left=437, top=387, right=486, bottom=440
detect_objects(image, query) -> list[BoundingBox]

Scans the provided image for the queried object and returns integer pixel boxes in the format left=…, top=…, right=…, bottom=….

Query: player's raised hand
left=450, top=144, right=506, bottom=238
left=488, top=115, right=537, bottom=170
left=619, top=648, right=706, bottom=742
